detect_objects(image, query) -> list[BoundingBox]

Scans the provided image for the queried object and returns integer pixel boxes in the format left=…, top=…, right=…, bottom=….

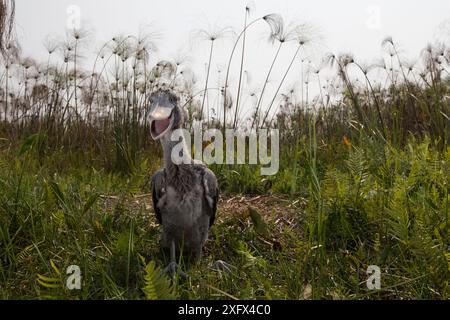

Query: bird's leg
left=170, top=238, right=176, bottom=263
left=211, top=260, right=236, bottom=275
left=163, top=240, right=188, bottom=278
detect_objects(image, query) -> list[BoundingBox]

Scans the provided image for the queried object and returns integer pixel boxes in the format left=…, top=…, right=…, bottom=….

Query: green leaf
left=48, top=181, right=70, bottom=212
left=83, top=193, right=99, bottom=214
left=50, top=259, right=61, bottom=276
left=142, top=261, right=176, bottom=300
left=19, top=132, right=47, bottom=155
left=37, top=274, right=61, bottom=283
left=248, top=207, right=269, bottom=236
left=37, top=278, right=63, bottom=289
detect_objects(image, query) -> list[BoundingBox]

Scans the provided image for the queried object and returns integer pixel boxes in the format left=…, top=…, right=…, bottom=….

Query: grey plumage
left=149, top=89, right=219, bottom=265
left=152, top=163, right=218, bottom=261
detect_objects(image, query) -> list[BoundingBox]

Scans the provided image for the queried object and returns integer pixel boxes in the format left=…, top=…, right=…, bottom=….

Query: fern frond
left=16, top=244, right=34, bottom=264
left=142, top=261, right=176, bottom=300
left=345, top=147, right=369, bottom=183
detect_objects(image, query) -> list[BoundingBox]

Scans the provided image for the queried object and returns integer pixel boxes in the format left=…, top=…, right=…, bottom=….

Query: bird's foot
left=163, top=262, right=188, bottom=279
left=211, top=260, right=236, bottom=275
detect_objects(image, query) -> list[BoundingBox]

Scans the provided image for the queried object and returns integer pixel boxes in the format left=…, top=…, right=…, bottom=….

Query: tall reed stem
left=251, top=41, right=283, bottom=130
left=233, top=9, right=249, bottom=129
left=223, top=17, right=262, bottom=133
left=262, top=44, right=301, bottom=127
left=200, top=40, right=215, bottom=122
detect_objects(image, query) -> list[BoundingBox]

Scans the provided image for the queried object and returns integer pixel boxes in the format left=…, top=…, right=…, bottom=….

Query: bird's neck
left=160, top=132, right=192, bottom=168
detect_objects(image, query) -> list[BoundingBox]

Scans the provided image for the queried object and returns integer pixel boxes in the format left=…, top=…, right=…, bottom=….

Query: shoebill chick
left=149, top=89, right=229, bottom=277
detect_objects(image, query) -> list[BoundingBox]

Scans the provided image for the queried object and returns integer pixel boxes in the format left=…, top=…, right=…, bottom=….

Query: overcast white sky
left=13, top=0, right=450, bottom=112
left=15, top=0, right=450, bottom=56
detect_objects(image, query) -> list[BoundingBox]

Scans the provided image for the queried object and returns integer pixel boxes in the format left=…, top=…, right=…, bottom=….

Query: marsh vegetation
left=0, top=7, right=449, bottom=299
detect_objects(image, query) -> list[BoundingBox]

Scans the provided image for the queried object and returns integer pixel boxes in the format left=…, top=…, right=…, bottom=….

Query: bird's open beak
left=149, top=105, right=174, bottom=140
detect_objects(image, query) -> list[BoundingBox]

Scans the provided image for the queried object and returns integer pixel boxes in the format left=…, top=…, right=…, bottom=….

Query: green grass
left=0, top=132, right=448, bottom=300
left=0, top=11, right=449, bottom=300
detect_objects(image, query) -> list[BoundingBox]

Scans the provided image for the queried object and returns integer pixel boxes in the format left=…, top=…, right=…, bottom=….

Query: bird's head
left=148, top=89, right=185, bottom=140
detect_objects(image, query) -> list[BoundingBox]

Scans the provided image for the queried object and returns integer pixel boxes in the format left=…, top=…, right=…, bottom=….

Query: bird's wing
left=201, top=167, right=219, bottom=228
left=151, top=169, right=166, bottom=225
